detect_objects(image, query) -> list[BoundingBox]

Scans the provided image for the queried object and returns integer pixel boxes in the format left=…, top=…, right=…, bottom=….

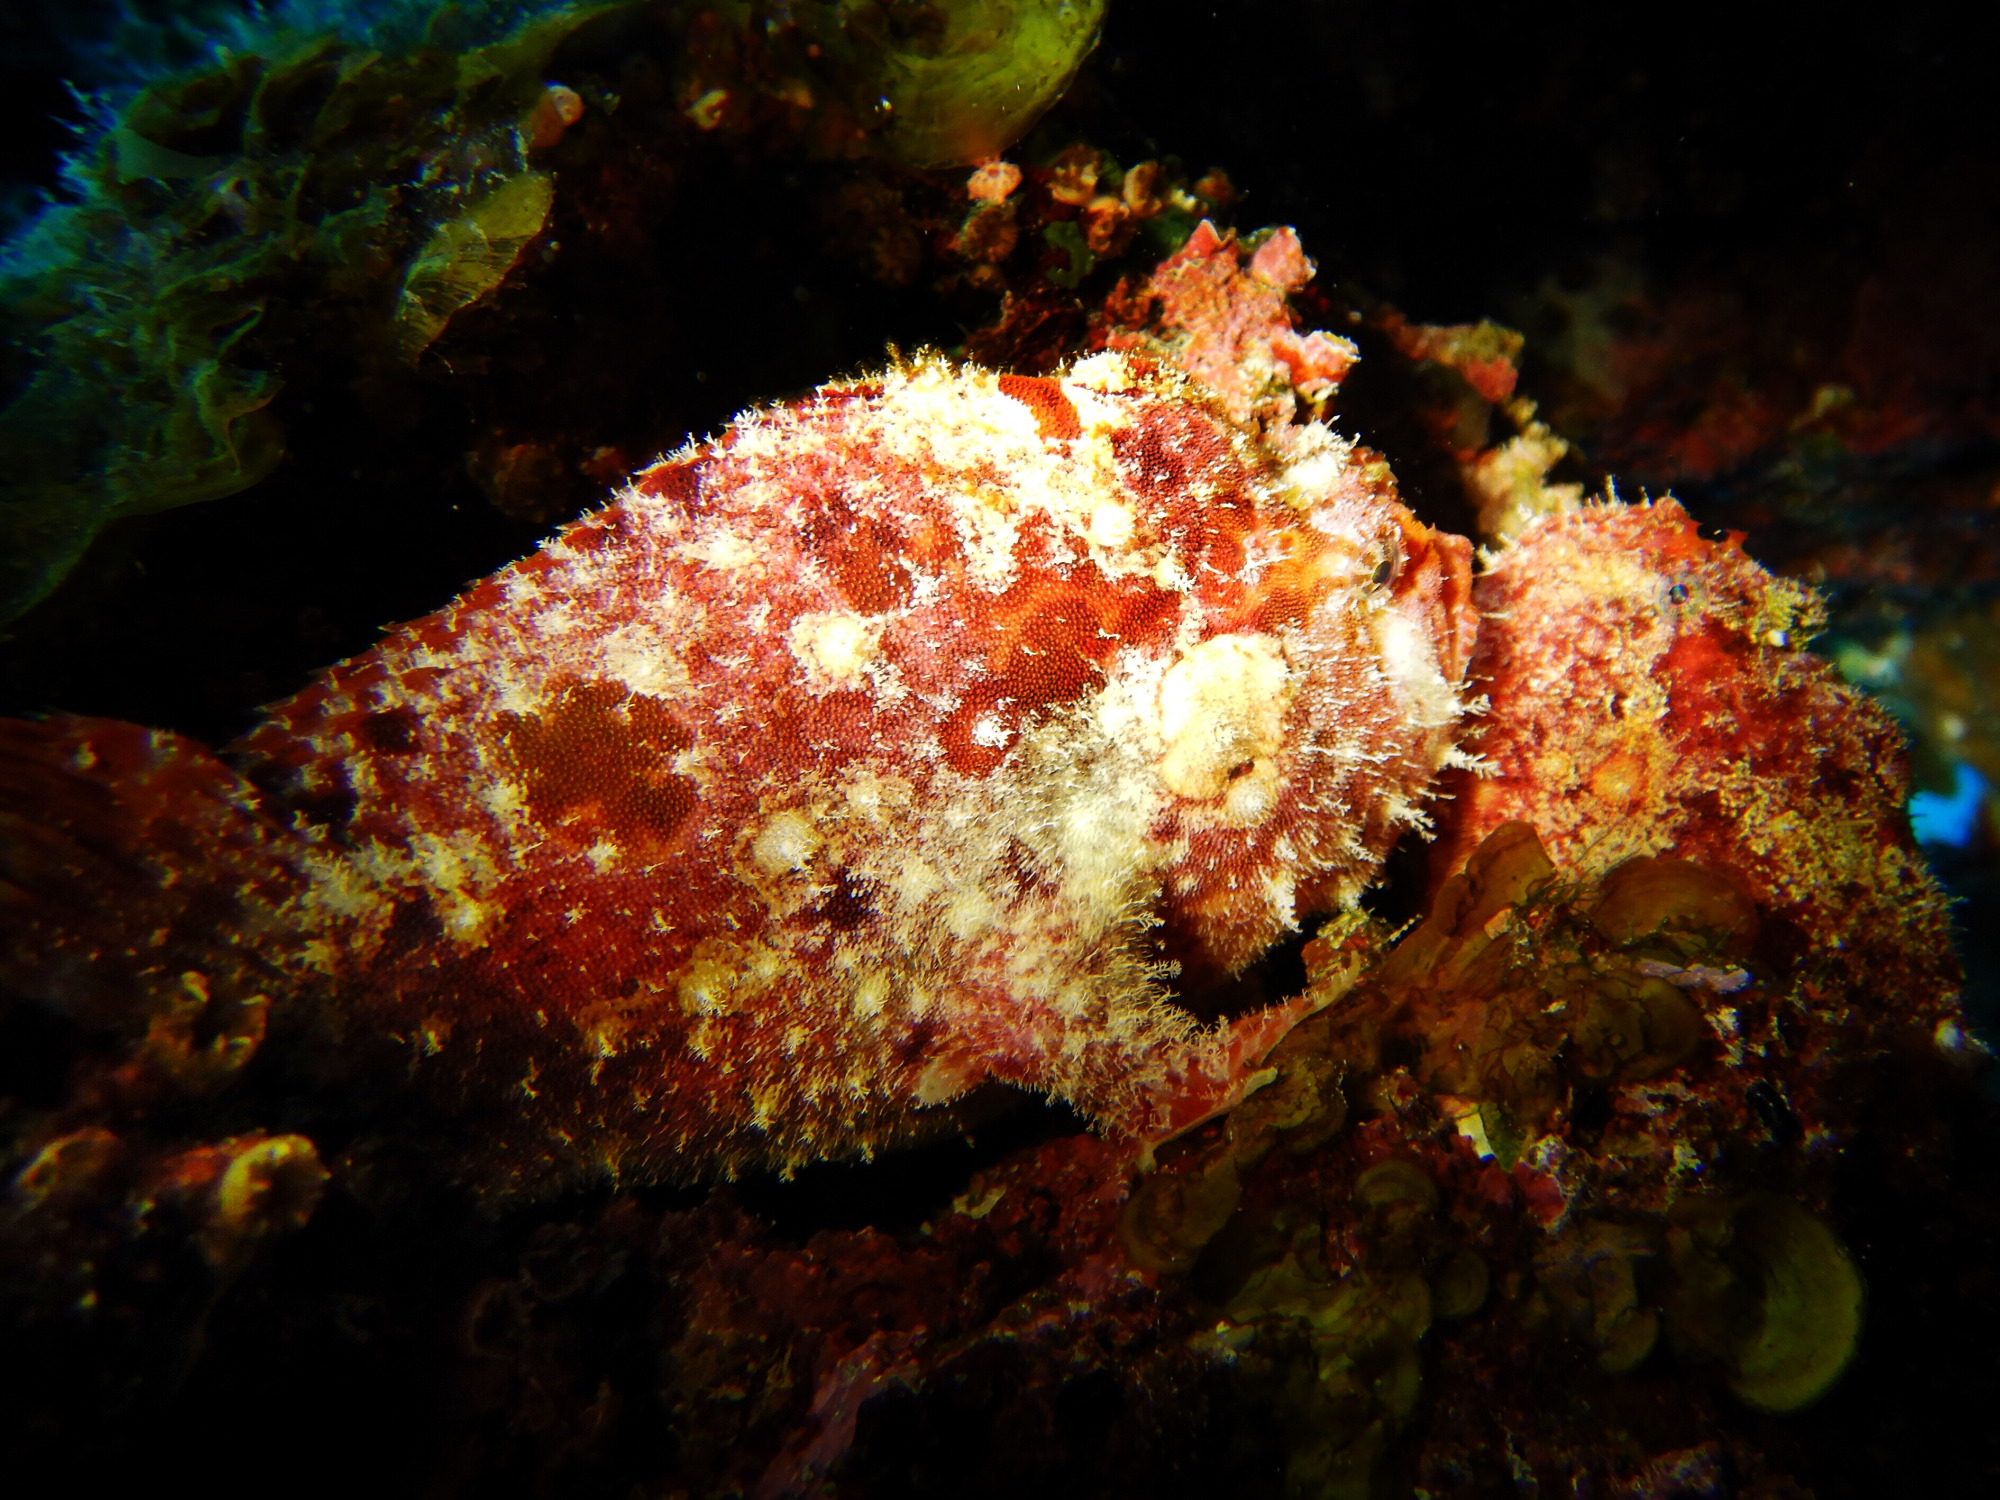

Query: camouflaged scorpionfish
left=2, top=350, right=1477, bottom=1195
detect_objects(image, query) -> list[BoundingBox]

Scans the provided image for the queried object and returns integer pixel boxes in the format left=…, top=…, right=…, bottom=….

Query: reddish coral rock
left=1433, top=496, right=1956, bottom=1010
left=1102, top=221, right=1359, bottom=439
left=1377, top=311, right=1525, bottom=409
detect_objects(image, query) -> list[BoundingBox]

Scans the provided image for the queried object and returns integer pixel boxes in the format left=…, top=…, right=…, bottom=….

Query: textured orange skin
left=129, top=356, right=1470, bottom=1196
left=1431, top=498, right=1957, bottom=1019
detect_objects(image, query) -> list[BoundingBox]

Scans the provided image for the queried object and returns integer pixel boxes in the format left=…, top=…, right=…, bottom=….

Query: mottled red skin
left=1431, top=499, right=1954, bottom=1001
left=1402, top=502, right=1966, bottom=1227
left=3, top=348, right=1475, bottom=1198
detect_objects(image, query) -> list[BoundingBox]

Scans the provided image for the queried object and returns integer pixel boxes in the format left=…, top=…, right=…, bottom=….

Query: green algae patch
left=0, top=0, right=639, bottom=625
left=714, top=0, right=1108, bottom=167
left=1590, top=854, right=1760, bottom=958
left=1665, top=1193, right=1866, bottom=1412
left=395, top=171, right=557, bottom=360
left=1042, top=217, right=1094, bottom=287
left=0, top=287, right=285, bottom=628
left=1340, top=823, right=1740, bottom=1137
left=1208, top=1164, right=1451, bottom=1500
left=865, top=0, right=1108, bottom=168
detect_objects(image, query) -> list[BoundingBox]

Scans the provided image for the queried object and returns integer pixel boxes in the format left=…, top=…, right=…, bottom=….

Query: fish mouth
left=1144, top=906, right=1327, bottom=1027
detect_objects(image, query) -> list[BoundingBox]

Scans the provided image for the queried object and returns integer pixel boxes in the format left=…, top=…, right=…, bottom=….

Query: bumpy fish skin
left=1427, top=496, right=1959, bottom=1031
left=49, top=353, right=1477, bottom=1194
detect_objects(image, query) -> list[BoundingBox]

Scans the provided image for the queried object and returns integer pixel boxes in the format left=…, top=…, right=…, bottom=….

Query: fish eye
left=1666, top=582, right=1691, bottom=605
left=1370, top=549, right=1398, bottom=589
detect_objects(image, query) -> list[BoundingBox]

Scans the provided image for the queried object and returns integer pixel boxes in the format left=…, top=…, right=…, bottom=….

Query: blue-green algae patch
left=0, top=0, right=642, bottom=626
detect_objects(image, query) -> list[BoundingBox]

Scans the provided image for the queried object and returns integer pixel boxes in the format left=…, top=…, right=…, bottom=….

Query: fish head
left=1147, top=441, right=1479, bottom=976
